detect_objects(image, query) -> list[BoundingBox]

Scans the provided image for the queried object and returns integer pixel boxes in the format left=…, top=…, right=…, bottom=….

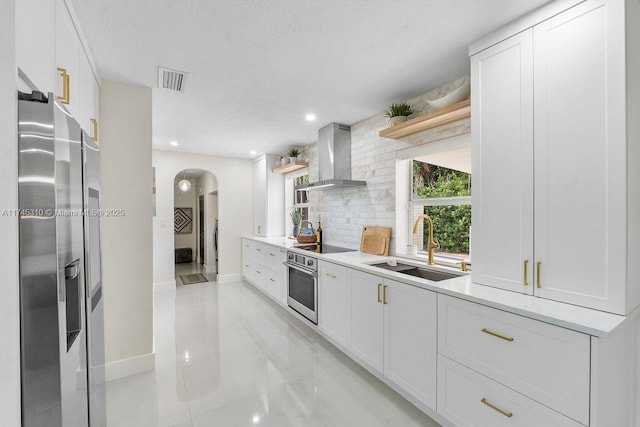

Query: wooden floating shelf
left=272, top=161, right=309, bottom=174
left=379, top=99, right=471, bottom=139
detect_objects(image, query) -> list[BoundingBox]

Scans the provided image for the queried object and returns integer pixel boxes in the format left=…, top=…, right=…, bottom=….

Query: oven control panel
left=286, top=251, right=317, bottom=271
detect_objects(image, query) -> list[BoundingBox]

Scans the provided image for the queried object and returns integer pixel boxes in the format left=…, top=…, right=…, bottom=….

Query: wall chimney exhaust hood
left=295, top=123, right=366, bottom=191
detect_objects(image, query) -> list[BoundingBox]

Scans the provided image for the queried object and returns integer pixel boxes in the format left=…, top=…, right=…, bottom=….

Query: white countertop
left=243, top=235, right=630, bottom=337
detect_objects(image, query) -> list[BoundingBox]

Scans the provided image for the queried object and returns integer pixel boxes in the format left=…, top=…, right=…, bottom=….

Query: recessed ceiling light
left=305, top=113, right=316, bottom=122
left=170, top=141, right=179, bottom=146
left=249, top=150, right=257, bottom=155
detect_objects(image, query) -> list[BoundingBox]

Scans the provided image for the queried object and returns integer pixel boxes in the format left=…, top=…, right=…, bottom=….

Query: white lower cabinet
left=347, top=269, right=384, bottom=373
left=438, top=355, right=583, bottom=427
left=318, top=261, right=349, bottom=347
left=264, top=267, right=283, bottom=302
left=239, top=241, right=628, bottom=426
left=438, top=294, right=590, bottom=425
left=242, top=239, right=286, bottom=305
left=383, top=279, right=437, bottom=409
left=347, top=270, right=438, bottom=409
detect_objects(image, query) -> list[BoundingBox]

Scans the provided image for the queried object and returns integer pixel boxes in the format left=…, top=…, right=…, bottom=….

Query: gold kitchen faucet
left=412, top=214, right=439, bottom=265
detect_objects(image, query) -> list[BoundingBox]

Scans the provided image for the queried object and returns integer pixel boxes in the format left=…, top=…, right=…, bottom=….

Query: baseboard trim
left=154, top=280, right=176, bottom=292
left=105, top=352, right=155, bottom=382
left=203, top=264, right=217, bottom=273
left=217, top=273, right=243, bottom=284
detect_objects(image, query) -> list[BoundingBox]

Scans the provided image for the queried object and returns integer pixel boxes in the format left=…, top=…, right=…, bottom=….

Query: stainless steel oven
left=285, top=251, right=318, bottom=324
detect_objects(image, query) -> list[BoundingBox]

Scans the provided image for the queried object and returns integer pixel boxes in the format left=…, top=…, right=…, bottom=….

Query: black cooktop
left=294, top=244, right=356, bottom=254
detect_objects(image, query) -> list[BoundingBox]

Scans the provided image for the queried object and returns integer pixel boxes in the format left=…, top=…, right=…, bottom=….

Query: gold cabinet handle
left=536, top=261, right=541, bottom=288
left=325, top=273, right=336, bottom=279
left=481, top=328, right=514, bottom=342
left=269, top=253, right=275, bottom=257
left=256, top=270, right=261, bottom=274
left=269, top=278, right=276, bottom=282
left=523, top=260, right=529, bottom=286
left=377, top=284, right=382, bottom=303
left=90, top=118, right=98, bottom=142
left=256, top=248, right=262, bottom=252
left=57, top=67, right=70, bottom=104
left=481, top=398, right=513, bottom=418
left=383, top=285, right=388, bottom=304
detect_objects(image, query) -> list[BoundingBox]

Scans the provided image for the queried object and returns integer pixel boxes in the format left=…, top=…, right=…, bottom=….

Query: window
left=285, top=171, right=309, bottom=236
left=409, top=142, right=471, bottom=261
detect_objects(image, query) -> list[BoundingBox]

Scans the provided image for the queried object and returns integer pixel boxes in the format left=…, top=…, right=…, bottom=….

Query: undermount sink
left=370, top=262, right=462, bottom=282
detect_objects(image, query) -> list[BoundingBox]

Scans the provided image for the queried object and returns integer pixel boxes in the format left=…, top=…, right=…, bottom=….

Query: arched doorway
left=173, top=169, right=218, bottom=285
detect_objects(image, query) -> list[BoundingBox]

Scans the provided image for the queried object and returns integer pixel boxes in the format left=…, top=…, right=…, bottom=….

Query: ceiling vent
left=158, top=67, right=187, bottom=92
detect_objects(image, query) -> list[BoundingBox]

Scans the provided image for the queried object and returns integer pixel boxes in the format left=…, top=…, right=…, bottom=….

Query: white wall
left=100, top=80, right=154, bottom=367
left=173, top=177, right=197, bottom=259
left=195, top=172, right=218, bottom=269
left=153, top=150, right=252, bottom=286
left=307, top=76, right=471, bottom=253
left=0, top=1, right=21, bottom=424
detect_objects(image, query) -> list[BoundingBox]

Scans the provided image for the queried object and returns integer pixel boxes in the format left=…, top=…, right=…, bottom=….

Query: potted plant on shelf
left=290, top=209, right=303, bottom=237
left=385, top=101, right=413, bottom=126
left=287, top=147, right=300, bottom=164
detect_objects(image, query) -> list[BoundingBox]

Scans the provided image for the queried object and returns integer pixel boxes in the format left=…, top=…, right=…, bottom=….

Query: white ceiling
left=71, top=0, right=550, bottom=159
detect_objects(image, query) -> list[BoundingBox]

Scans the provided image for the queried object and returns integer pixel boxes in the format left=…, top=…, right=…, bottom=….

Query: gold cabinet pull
left=269, top=278, right=276, bottom=282
left=377, top=284, right=382, bottom=303
left=256, top=270, right=261, bottom=274
left=523, top=260, right=529, bottom=286
left=256, top=248, right=262, bottom=252
left=57, top=67, right=70, bottom=104
left=325, top=273, right=336, bottom=279
left=383, top=285, right=388, bottom=304
left=269, top=253, right=275, bottom=257
left=481, top=328, right=514, bottom=342
left=481, top=398, right=513, bottom=418
left=90, top=118, right=98, bottom=142
left=536, top=261, right=541, bottom=288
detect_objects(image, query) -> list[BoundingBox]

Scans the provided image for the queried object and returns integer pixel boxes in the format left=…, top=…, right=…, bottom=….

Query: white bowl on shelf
left=426, top=80, right=470, bottom=110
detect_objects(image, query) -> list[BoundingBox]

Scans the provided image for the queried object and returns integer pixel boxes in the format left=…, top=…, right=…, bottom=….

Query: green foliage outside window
left=413, top=162, right=471, bottom=255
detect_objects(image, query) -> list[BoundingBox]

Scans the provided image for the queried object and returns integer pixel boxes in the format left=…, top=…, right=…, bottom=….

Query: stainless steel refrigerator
left=18, top=91, right=106, bottom=426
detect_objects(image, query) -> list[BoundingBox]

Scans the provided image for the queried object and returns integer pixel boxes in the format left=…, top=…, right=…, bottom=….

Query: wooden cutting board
left=360, top=226, right=392, bottom=256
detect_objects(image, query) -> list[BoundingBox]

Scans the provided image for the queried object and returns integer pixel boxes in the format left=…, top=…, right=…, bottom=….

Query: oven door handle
left=284, top=262, right=318, bottom=278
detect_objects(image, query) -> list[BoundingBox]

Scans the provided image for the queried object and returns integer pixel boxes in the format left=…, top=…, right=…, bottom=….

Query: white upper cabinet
left=17, top=0, right=56, bottom=93
left=471, top=29, right=534, bottom=295
left=253, top=154, right=284, bottom=237
left=17, top=0, right=99, bottom=138
left=56, top=0, right=84, bottom=121
left=471, top=0, right=639, bottom=315
left=533, top=0, right=627, bottom=313
left=78, top=54, right=100, bottom=141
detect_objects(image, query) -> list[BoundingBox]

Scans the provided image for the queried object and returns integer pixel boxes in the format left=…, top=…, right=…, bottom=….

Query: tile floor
left=175, top=262, right=217, bottom=284
left=106, top=279, right=441, bottom=426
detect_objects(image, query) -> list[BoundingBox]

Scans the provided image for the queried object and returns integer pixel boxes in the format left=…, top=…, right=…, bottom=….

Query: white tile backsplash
left=307, top=76, right=471, bottom=253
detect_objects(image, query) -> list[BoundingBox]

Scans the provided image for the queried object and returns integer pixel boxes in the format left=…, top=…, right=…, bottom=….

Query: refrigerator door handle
left=65, top=261, right=80, bottom=280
